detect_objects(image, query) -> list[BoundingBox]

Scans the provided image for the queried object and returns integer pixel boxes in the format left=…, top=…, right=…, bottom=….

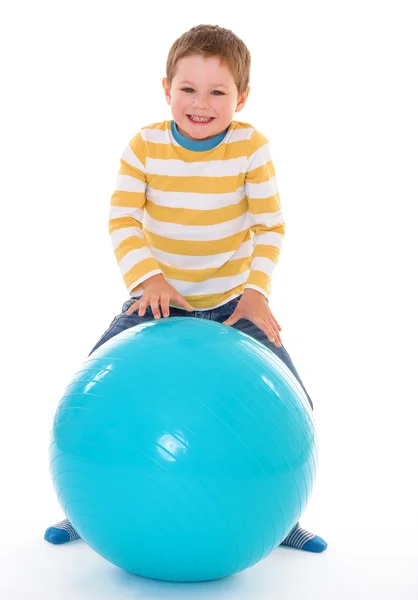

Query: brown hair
left=166, top=24, right=251, bottom=95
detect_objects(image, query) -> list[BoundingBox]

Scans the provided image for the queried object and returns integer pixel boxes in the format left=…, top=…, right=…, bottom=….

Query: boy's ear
left=162, top=78, right=171, bottom=105
left=236, top=86, right=250, bottom=113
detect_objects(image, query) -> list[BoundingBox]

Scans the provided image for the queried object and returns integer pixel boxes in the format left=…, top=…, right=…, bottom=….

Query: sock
left=280, top=522, right=328, bottom=553
left=43, top=517, right=327, bottom=552
left=44, top=519, right=80, bottom=545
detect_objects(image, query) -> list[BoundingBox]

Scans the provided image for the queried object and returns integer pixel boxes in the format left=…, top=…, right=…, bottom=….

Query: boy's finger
left=222, top=311, right=241, bottom=326
left=126, top=302, right=138, bottom=315
left=272, top=329, right=282, bottom=346
left=161, top=296, right=170, bottom=318
left=138, top=297, right=150, bottom=316
left=150, top=296, right=162, bottom=319
left=257, top=319, right=275, bottom=344
left=270, top=317, right=282, bottom=343
left=266, top=326, right=275, bottom=344
left=178, top=296, right=194, bottom=312
left=273, top=316, right=282, bottom=331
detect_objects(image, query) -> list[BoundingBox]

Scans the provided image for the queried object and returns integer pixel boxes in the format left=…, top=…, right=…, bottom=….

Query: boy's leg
left=210, top=297, right=313, bottom=409
left=209, top=297, right=327, bottom=553
left=88, top=298, right=157, bottom=356
left=45, top=298, right=191, bottom=545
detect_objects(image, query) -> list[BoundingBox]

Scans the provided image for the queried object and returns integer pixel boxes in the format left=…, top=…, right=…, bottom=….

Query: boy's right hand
left=126, top=274, right=194, bottom=319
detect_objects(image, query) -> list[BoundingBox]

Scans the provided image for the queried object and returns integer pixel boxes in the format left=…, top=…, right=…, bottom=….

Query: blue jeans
left=88, top=296, right=313, bottom=410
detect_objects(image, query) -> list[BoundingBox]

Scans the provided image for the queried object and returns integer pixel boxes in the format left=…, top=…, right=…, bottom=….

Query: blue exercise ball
left=49, top=318, right=317, bottom=582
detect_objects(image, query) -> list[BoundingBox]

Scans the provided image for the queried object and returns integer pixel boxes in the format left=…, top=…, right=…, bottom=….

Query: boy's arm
left=244, top=130, right=285, bottom=300
left=108, top=132, right=163, bottom=294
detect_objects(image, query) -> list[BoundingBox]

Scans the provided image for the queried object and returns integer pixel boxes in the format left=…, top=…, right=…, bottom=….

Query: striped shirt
left=109, top=119, right=285, bottom=310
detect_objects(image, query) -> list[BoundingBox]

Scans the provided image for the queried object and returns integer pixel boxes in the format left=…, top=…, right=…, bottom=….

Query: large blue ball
left=49, top=318, right=317, bottom=582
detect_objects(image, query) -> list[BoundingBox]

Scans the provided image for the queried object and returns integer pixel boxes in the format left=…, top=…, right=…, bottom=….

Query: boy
left=45, top=24, right=327, bottom=553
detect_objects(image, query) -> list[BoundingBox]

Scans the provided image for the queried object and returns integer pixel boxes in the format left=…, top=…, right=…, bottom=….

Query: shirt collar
left=171, top=120, right=230, bottom=151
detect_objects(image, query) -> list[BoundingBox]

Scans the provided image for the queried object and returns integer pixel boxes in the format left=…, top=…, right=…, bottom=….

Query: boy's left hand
left=222, top=289, right=282, bottom=347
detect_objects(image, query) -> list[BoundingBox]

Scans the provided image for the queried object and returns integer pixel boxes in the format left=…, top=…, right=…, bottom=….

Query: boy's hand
left=126, top=274, right=194, bottom=319
left=222, top=289, right=282, bottom=347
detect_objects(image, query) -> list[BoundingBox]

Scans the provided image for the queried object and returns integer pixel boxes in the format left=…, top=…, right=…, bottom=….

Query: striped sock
left=44, top=519, right=80, bottom=545
left=43, top=518, right=327, bottom=552
left=280, top=522, right=328, bottom=553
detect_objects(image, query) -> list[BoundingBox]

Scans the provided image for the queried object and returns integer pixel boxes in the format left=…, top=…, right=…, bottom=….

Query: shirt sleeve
left=108, top=131, right=163, bottom=295
left=244, top=129, right=286, bottom=300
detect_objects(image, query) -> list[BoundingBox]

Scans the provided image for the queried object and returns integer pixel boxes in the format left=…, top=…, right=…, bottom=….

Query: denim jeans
left=88, top=295, right=313, bottom=410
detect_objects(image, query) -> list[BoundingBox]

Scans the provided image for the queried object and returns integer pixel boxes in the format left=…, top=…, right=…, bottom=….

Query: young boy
left=45, top=24, right=327, bottom=553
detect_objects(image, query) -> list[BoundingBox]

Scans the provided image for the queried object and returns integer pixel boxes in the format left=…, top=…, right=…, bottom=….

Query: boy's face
left=162, top=55, right=250, bottom=141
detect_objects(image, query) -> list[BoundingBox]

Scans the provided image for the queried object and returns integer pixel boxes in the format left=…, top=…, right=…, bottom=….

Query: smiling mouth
left=187, top=115, right=216, bottom=124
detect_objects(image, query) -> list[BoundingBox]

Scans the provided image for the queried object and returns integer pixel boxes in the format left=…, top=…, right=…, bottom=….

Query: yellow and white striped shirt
left=109, top=119, right=285, bottom=310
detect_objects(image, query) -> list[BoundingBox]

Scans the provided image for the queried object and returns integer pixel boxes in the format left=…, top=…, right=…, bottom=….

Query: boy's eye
left=181, top=88, right=224, bottom=95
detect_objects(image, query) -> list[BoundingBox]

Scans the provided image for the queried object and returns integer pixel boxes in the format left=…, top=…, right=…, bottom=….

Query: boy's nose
left=192, top=97, right=211, bottom=109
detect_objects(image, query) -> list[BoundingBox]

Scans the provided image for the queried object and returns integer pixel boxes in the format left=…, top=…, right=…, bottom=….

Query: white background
left=1, top=1, right=417, bottom=598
